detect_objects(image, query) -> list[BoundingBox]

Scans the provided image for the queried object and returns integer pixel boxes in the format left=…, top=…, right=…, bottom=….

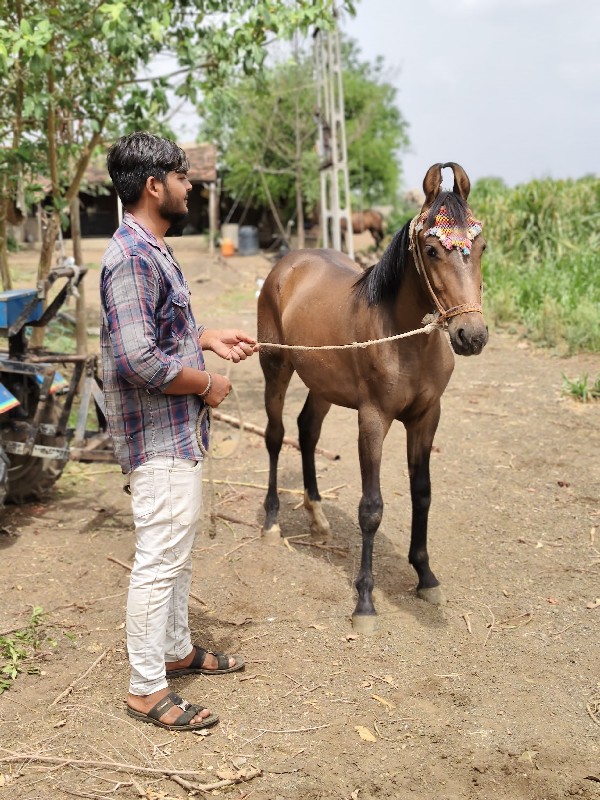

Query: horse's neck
left=392, top=254, right=432, bottom=331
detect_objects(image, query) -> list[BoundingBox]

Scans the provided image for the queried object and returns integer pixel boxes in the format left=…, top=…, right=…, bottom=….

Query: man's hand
left=204, top=372, right=231, bottom=408
left=200, top=328, right=258, bottom=362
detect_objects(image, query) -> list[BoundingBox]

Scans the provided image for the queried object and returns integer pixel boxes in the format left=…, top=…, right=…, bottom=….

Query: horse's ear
left=422, top=163, right=444, bottom=208
left=442, top=162, right=471, bottom=200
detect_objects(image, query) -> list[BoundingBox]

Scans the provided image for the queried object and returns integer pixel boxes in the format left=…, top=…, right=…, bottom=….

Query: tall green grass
left=470, top=175, right=600, bottom=353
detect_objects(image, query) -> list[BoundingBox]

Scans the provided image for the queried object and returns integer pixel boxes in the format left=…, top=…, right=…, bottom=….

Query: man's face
left=158, top=171, right=192, bottom=225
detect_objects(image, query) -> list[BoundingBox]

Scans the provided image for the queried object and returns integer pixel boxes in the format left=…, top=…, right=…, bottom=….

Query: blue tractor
left=0, top=265, right=111, bottom=505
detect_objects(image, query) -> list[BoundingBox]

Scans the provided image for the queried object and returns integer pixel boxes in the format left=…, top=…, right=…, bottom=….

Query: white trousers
left=126, top=456, right=203, bottom=696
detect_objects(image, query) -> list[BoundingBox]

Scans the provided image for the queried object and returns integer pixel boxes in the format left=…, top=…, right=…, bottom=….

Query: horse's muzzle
left=448, top=312, right=489, bottom=356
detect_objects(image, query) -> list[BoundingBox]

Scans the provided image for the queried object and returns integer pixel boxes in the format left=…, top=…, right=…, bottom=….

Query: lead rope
left=256, top=319, right=441, bottom=351
left=194, top=403, right=217, bottom=537
left=195, top=362, right=245, bottom=539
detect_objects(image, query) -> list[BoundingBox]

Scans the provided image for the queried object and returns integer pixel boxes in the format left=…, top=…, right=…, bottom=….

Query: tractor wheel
left=6, top=396, right=68, bottom=504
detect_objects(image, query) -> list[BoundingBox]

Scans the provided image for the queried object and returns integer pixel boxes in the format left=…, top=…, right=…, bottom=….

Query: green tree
left=0, top=0, right=351, bottom=314
left=199, top=36, right=409, bottom=241
left=342, top=40, right=408, bottom=207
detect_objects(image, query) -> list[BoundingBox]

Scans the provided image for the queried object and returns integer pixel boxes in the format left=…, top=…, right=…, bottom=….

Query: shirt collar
left=123, top=212, right=175, bottom=261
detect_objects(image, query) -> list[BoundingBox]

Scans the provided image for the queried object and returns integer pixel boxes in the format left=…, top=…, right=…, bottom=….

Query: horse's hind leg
left=406, top=407, right=445, bottom=605
left=353, top=406, right=390, bottom=634
left=261, top=354, right=294, bottom=542
left=297, top=392, right=332, bottom=535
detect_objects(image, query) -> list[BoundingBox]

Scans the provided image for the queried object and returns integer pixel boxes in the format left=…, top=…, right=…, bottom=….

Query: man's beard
left=158, top=187, right=188, bottom=225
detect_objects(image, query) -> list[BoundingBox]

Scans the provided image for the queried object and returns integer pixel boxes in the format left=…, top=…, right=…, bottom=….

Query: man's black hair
left=107, top=132, right=190, bottom=208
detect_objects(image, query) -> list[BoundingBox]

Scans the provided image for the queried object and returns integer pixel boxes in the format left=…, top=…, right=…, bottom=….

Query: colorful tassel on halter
left=416, top=206, right=482, bottom=255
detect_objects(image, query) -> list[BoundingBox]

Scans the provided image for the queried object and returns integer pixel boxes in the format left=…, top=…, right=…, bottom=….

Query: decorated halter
left=416, top=206, right=482, bottom=255
left=409, top=205, right=484, bottom=324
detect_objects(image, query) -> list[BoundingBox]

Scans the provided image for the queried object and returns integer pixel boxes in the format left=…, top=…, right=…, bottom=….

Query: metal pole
left=314, top=15, right=353, bottom=257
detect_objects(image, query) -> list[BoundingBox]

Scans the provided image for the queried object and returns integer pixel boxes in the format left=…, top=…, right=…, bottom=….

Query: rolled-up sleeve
left=101, top=256, right=182, bottom=390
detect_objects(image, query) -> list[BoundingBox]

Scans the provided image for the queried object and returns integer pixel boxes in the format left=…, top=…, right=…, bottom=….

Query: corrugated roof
left=83, top=141, right=217, bottom=186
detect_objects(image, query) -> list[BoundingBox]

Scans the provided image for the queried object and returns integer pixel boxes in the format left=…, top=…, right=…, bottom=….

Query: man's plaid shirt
left=100, top=212, right=208, bottom=473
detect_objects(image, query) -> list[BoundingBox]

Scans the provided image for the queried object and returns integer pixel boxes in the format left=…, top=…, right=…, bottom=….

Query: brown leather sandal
left=126, top=691, right=219, bottom=731
left=166, top=645, right=245, bottom=677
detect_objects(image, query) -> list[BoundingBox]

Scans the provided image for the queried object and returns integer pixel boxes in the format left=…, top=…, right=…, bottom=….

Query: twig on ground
left=170, top=767, right=261, bottom=793
left=213, top=513, right=260, bottom=529
left=586, top=693, right=600, bottom=726
left=106, top=556, right=207, bottom=606
left=256, top=723, right=331, bottom=733
left=549, top=622, right=580, bottom=636
left=222, top=536, right=261, bottom=558
left=462, top=613, right=472, bottom=634
left=0, top=751, right=212, bottom=779
left=202, top=479, right=343, bottom=497
left=288, top=540, right=348, bottom=556
left=448, top=597, right=497, bottom=646
left=48, top=651, right=108, bottom=708
left=212, top=410, right=339, bottom=461
left=491, top=610, right=534, bottom=631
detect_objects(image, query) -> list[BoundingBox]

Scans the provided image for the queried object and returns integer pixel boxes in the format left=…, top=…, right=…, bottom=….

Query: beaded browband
left=415, top=206, right=483, bottom=255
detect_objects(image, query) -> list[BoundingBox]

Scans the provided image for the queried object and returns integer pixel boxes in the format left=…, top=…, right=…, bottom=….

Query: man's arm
left=162, top=366, right=231, bottom=408
left=102, top=256, right=181, bottom=390
left=199, top=328, right=258, bottom=362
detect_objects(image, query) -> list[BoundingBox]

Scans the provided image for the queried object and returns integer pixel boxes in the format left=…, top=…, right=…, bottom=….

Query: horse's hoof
left=304, top=492, right=331, bottom=536
left=351, top=613, right=378, bottom=635
left=310, top=519, right=331, bottom=536
left=262, top=524, right=281, bottom=546
left=417, top=585, right=446, bottom=605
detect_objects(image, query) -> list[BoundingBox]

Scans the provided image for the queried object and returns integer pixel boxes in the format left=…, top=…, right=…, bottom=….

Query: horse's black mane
left=353, top=191, right=469, bottom=306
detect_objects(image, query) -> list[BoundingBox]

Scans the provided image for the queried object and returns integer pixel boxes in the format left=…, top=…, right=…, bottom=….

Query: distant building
left=8, top=142, right=219, bottom=245
left=77, top=142, right=218, bottom=239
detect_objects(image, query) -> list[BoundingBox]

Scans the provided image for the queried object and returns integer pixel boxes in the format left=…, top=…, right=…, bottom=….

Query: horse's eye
left=425, top=246, right=437, bottom=258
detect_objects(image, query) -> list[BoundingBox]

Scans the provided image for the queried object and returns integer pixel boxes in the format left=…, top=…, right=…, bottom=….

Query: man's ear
left=145, top=175, right=161, bottom=198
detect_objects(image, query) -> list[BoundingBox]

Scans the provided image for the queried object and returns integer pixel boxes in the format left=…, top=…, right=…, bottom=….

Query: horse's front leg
left=298, top=391, right=332, bottom=535
left=261, top=356, right=294, bottom=543
left=405, top=404, right=446, bottom=605
left=353, top=406, right=390, bottom=634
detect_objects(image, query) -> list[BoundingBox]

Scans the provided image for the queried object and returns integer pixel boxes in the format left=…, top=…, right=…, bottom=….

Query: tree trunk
left=30, top=210, right=60, bottom=348
left=294, top=73, right=305, bottom=249
left=70, top=196, right=87, bottom=358
left=0, top=187, right=13, bottom=291
left=295, top=174, right=305, bottom=250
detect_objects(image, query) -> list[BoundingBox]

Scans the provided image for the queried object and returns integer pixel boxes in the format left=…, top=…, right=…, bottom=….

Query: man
left=100, top=132, right=257, bottom=731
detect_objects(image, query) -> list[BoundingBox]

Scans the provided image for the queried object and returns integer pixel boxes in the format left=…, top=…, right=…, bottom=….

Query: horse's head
left=413, top=162, right=489, bottom=356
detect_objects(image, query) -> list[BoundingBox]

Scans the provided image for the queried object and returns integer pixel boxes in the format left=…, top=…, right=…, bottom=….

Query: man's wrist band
left=199, top=372, right=212, bottom=398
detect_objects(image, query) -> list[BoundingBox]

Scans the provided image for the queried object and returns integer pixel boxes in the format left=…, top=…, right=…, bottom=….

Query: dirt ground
left=0, top=235, right=599, bottom=800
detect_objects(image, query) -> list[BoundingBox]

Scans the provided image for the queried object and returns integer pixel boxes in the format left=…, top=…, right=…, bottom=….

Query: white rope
left=256, top=320, right=441, bottom=351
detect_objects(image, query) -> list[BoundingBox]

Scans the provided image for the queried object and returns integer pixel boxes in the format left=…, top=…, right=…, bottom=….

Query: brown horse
left=257, top=162, right=489, bottom=632
left=341, top=209, right=385, bottom=247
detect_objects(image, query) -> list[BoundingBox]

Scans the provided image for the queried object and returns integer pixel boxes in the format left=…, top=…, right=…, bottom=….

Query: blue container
left=238, top=225, right=259, bottom=256
left=0, top=289, right=43, bottom=331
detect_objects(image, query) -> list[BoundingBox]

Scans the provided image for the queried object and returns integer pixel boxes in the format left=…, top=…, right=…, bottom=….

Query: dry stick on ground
left=203, top=478, right=343, bottom=498
left=171, top=767, right=262, bottom=794
left=48, top=651, right=108, bottom=708
left=222, top=536, right=261, bottom=559
left=0, top=751, right=210, bottom=779
left=212, top=410, right=340, bottom=461
left=287, top=539, right=348, bottom=556
left=212, top=512, right=260, bottom=529
left=106, top=556, right=207, bottom=605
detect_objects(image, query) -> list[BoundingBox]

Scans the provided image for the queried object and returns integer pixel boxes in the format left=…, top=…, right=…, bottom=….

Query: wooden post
left=208, top=181, right=217, bottom=255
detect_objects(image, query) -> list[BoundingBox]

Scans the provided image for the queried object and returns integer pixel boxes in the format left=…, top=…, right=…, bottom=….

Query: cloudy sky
left=342, top=0, right=599, bottom=190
